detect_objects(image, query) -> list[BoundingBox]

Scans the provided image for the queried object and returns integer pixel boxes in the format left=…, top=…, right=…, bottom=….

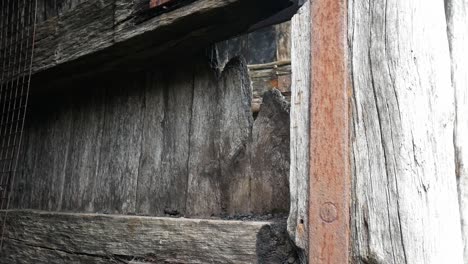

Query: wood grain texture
left=446, top=0, right=468, bottom=262
left=26, top=0, right=295, bottom=84
left=288, top=2, right=310, bottom=259
left=2, top=239, right=111, bottom=264
left=12, top=56, right=290, bottom=218
left=216, top=58, right=253, bottom=215
left=156, top=65, right=193, bottom=216
left=94, top=76, right=144, bottom=214
left=186, top=60, right=223, bottom=216
left=135, top=71, right=167, bottom=215
left=348, top=0, right=464, bottom=263
left=36, top=0, right=87, bottom=22
left=251, top=90, right=290, bottom=214
left=18, top=95, right=73, bottom=211
left=0, top=210, right=296, bottom=263
left=62, top=87, right=105, bottom=212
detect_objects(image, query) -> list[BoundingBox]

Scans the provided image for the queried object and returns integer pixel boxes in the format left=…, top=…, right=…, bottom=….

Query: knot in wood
left=319, top=202, right=338, bottom=223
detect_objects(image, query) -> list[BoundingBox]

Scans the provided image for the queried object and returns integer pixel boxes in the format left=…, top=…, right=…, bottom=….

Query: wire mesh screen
left=0, top=0, right=38, bottom=245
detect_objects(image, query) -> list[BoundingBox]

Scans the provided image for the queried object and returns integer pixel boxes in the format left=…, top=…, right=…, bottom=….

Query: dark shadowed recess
left=14, top=53, right=291, bottom=221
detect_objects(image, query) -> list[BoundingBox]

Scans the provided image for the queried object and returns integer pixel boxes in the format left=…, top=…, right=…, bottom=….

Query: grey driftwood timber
left=288, top=2, right=309, bottom=259
left=348, top=0, right=465, bottom=263
left=0, top=210, right=297, bottom=264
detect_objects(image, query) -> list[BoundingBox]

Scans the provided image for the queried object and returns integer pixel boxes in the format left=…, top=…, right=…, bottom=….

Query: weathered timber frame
left=29, top=0, right=353, bottom=262
left=26, top=0, right=295, bottom=87
left=1, top=1, right=304, bottom=263
left=291, top=0, right=467, bottom=262
left=9, top=0, right=467, bottom=262
left=0, top=0, right=358, bottom=262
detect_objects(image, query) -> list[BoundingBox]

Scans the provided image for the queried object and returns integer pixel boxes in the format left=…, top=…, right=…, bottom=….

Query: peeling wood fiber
left=349, top=0, right=464, bottom=263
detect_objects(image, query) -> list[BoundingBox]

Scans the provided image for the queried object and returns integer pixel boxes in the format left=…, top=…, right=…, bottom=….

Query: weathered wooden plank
left=29, top=0, right=296, bottom=84
left=217, top=58, right=253, bottom=215
left=33, top=1, right=115, bottom=75
left=186, top=60, right=223, bottom=216
left=135, top=72, right=166, bottom=215
left=94, top=76, right=144, bottom=214
left=36, top=0, right=56, bottom=23
left=10, top=117, right=35, bottom=209
left=186, top=58, right=255, bottom=216
left=2, top=239, right=112, bottom=264
left=349, top=0, right=464, bottom=263
left=62, top=87, right=105, bottom=212
left=19, top=107, right=47, bottom=210
left=250, top=90, right=290, bottom=214
left=0, top=210, right=296, bottom=263
left=57, top=0, right=115, bottom=66
left=154, top=65, right=193, bottom=216
left=288, top=2, right=309, bottom=260
left=36, top=0, right=86, bottom=22
left=24, top=95, right=73, bottom=211
left=446, top=0, right=468, bottom=262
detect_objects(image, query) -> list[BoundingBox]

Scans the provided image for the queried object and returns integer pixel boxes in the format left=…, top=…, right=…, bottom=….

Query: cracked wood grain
left=445, top=0, right=468, bottom=262
left=288, top=2, right=310, bottom=261
left=349, top=0, right=464, bottom=263
left=0, top=210, right=296, bottom=263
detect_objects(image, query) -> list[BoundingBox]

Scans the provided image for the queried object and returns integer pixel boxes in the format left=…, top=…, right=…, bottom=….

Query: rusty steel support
left=308, top=0, right=350, bottom=263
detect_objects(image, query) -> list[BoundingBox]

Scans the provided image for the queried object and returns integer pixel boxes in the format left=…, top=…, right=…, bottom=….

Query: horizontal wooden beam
left=29, top=0, right=295, bottom=85
left=248, top=61, right=291, bottom=113
left=0, top=210, right=296, bottom=263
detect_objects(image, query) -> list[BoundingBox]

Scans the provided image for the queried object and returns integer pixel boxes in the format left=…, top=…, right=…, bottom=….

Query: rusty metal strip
left=149, top=0, right=176, bottom=9
left=308, top=0, right=350, bottom=263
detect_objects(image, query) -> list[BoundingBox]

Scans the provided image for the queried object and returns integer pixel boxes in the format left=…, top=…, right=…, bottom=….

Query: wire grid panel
left=0, top=0, right=37, bottom=212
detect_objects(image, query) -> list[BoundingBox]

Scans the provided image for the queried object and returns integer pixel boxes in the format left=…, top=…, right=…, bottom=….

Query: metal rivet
left=320, top=202, right=338, bottom=223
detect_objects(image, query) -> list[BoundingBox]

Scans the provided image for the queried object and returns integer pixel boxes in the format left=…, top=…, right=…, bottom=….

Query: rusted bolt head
left=320, top=202, right=338, bottom=223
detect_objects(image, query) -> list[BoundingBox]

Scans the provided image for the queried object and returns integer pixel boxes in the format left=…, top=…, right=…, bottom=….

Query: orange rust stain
left=269, top=78, right=279, bottom=89
left=149, top=0, right=173, bottom=8
left=277, top=75, right=292, bottom=93
left=308, top=0, right=350, bottom=263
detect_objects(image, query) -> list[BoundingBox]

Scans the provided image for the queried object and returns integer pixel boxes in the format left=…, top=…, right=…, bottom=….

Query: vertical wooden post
left=308, top=0, right=350, bottom=263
